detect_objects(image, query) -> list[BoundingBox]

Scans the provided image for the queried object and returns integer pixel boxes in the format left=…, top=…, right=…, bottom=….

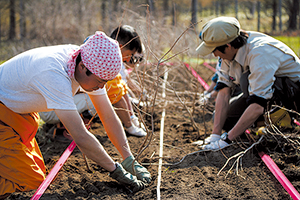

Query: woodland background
left=0, top=0, right=300, bottom=63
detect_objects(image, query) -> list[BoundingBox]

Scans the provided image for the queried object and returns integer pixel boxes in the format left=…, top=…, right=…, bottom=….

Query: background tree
left=148, top=0, right=155, bottom=15
left=271, top=0, right=277, bottom=31
left=0, top=0, right=299, bottom=61
left=19, top=0, right=25, bottom=39
left=191, top=0, right=197, bottom=28
left=9, top=0, right=15, bottom=40
left=163, top=0, right=169, bottom=24
left=220, top=0, right=226, bottom=15
left=257, top=1, right=261, bottom=32
left=235, top=0, right=239, bottom=19
left=285, top=0, right=299, bottom=30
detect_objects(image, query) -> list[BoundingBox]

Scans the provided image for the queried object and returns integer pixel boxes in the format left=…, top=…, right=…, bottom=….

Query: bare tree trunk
left=51, top=1, right=56, bottom=41
left=9, top=0, right=16, bottom=40
left=272, top=0, right=277, bottom=31
left=199, top=1, right=202, bottom=17
left=191, top=0, right=197, bottom=28
left=19, top=0, right=26, bottom=39
left=101, top=0, right=107, bottom=31
left=163, top=0, right=168, bottom=24
left=172, top=2, right=176, bottom=26
left=215, top=1, right=220, bottom=16
left=0, top=7, right=1, bottom=43
left=210, top=1, right=214, bottom=15
left=113, top=0, right=118, bottom=13
left=251, top=1, right=256, bottom=16
left=148, top=0, right=155, bottom=15
left=287, top=0, right=299, bottom=30
left=78, top=0, right=84, bottom=26
left=235, top=0, right=238, bottom=19
left=257, top=1, right=261, bottom=32
left=279, top=0, right=282, bottom=31
left=220, top=0, right=225, bottom=15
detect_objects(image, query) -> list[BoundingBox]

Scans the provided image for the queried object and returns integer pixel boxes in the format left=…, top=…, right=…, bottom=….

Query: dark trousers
left=222, top=72, right=300, bottom=132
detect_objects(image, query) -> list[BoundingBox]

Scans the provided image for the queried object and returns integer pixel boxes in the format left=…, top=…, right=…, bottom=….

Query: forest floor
left=6, top=61, right=300, bottom=200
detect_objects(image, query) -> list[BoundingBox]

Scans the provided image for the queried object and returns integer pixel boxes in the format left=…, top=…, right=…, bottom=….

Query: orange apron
left=0, top=103, right=46, bottom=195
left=106, top=73, right=128, bottom=104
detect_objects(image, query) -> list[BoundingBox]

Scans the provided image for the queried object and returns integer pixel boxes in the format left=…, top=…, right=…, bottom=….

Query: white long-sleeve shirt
left=217, top=31, right=300, bottom=100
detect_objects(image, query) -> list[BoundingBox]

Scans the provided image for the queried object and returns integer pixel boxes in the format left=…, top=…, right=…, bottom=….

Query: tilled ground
left=7, top=62, right=300, bottom=200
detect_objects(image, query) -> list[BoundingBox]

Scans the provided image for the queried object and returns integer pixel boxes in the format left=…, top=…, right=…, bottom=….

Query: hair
left=214, top=31, right=248, bottom=53
left=110, top=25, right=142, bottom=53
left=76, top=53, right=92, bottom=76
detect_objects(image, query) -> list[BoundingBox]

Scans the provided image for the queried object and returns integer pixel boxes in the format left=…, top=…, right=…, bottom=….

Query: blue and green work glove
left=109, top=162, right=145, bottom=192
left=121, top=155, right=152, bottom=184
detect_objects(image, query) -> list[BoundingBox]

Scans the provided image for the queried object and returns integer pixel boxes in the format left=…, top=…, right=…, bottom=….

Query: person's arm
left=210, top=90, right=218, bottom=99
left=206, top=82, right=216, bottom=93
left=212, top=87, right=231, bottom=135
left=88, top=93, right=132, bottom=160
left=228, top=103, right=264, bottom=140
left=54, top=109, right=116, bottom=172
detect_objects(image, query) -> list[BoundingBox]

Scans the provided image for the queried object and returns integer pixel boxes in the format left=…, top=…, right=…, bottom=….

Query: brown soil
left=7, top=62, right=300, bottom=200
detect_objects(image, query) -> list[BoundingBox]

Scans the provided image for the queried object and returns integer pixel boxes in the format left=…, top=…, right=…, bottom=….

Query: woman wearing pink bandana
left=0, top=31, right=151, bottom=198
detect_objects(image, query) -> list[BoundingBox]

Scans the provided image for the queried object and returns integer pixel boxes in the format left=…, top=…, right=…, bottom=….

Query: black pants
left=222, top=71, right=250, bottom=131
left=222, top=72, right=300, bottom=132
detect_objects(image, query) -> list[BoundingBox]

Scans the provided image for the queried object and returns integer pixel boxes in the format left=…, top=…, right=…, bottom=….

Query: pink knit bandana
left=67, top=31, right=122, bottom=80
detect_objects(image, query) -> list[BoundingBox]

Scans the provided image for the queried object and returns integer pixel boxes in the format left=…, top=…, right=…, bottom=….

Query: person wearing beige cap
left=196, top=16, right=300, bottom=150
left=0, top=31, right=151, bottom=198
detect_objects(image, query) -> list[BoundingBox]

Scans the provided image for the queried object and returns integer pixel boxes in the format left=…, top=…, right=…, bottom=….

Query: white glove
left=199, top=92, right=213, bottom=105
left=203, top=139, right=230, bottom=150
left=192, top=134, right=221, bottom=145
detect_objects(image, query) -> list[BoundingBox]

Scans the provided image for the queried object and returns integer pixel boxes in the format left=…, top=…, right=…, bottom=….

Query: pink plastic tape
left=203, top=62, right=216, bottom=72
left=31, top=141, right=77, bottom=200
left=184, top=63, right=209, bottom=90
left=259, top=151, right=300, bottom=200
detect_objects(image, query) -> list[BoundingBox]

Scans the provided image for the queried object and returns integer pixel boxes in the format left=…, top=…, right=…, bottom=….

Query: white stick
left=157, top=70, right=168, bottom=200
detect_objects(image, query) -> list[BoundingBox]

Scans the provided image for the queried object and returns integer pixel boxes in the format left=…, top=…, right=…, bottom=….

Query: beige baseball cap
left=196, top=17, right=240, bottom=56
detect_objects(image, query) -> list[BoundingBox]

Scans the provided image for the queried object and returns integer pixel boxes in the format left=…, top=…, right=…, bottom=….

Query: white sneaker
left=126, top=125, right=147, bottom=137
left=192, top=134, right=221, bottom=145
left=203, top=140, right=230, bottom=150
left=131, top=115, right=146, bottom=131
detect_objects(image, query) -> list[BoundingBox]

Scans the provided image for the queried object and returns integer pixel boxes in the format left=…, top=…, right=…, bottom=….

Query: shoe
left=203, top=139, right=230, bottom=150
left=131, top=115, right=146, bottom=131
left=126, top=125, right=147, bottom=137
left=192, top=134, right=221, bottom=145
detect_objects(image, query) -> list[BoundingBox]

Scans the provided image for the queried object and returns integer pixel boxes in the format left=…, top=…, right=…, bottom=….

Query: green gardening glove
left=121, top=155, right=152, bottom=184
left=109, top=162, right=145, bottom=192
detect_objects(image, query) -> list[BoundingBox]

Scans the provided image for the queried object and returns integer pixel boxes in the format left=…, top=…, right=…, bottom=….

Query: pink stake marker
left=259, top=152, right=300, bottom=200
left=184, top=63, right=209, bottom=90
left=203, top=62, right=216, bottom=72
left=294, top=119, right=300, bottom=126
left=31, top=141, right=77, bottom=200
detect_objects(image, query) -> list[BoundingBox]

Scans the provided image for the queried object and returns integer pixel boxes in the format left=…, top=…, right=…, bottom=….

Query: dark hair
left=110, top=25, right=142, bottom=53
left=76, top=53, right=92, bottom=76
left=214, top=31, right=248, bottom=53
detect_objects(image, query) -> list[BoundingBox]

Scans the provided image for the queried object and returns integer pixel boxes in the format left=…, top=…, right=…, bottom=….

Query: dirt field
left=7, top=62, right=300, bottom=200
